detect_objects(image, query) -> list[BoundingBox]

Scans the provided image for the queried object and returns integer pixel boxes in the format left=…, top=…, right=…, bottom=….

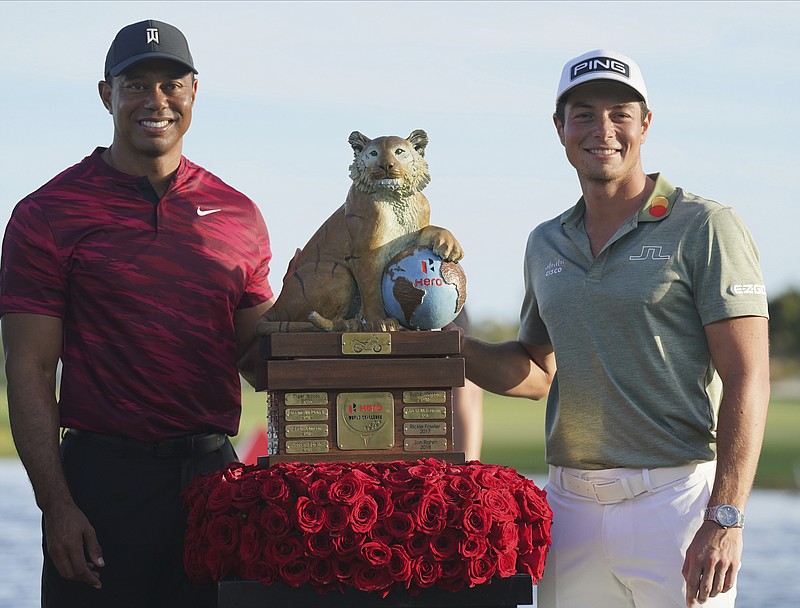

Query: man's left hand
left=682, top=521, right=742, bottom=606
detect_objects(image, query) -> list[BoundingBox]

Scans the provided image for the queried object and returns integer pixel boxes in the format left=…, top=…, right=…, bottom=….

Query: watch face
left=717, top=505, right=740, bottom=527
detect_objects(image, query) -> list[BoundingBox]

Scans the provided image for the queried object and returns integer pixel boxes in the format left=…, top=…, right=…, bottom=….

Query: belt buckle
left=592, top=478, right=627, bottom=504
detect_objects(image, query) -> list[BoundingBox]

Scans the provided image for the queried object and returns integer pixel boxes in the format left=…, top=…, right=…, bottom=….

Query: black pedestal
left=217, top=573, right=533, bottom=608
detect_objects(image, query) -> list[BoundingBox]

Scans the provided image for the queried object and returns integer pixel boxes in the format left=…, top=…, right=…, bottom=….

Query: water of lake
left=1, top=460, right=798, bottom=607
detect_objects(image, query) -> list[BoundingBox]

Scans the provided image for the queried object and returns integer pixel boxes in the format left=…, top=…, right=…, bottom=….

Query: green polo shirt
left=518, top=174, right=768, bottom=469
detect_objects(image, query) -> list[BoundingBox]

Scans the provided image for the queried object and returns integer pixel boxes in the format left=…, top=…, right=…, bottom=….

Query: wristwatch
left=704, top=504, right=745, bottom=529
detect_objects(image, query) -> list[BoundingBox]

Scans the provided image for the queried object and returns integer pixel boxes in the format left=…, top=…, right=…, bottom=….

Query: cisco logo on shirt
left=544, top=259, right=565, bottom=277
left=728, top=284, right=767, bottom=297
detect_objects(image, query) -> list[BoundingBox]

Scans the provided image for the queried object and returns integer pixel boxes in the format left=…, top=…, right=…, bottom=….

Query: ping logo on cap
left=146, top=28, right=159, bottom=44
left=571, top=56, right=630, bottom=82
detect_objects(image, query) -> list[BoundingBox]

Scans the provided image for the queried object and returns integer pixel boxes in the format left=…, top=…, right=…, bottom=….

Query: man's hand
left=682, top=521, right=742, bottom=606
left=44, top=502, right=104, bottom=589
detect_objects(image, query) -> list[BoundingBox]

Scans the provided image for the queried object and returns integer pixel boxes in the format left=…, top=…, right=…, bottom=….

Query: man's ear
left=553, top=114, right=566, bottom=147
left=98, top=80, right=112, bottom=114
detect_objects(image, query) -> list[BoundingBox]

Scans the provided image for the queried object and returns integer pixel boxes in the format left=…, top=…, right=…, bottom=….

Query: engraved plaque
left=337, top=392, right=395, bottom=450
left=403, top=390, right=447, bottom=404
left=404, top=438, right=448, bottom=452
left=404, top=422, right=447, bottom=436
left=285, top=392, right=328, bottom=406
left=285, top=423, right=329, bottom=438
left=286, top=439, right=329, bottom=454
left=341, top=333, right=392, bottom=356
left=285, top=407, right=329, bottom=422
left=403, top=406, right=447, bottom=420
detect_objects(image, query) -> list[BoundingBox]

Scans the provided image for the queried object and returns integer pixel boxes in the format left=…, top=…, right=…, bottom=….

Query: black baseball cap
left=104, top=19, right=198, bottom=79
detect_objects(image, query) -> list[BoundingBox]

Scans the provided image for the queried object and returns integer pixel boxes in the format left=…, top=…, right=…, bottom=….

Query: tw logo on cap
left=571, top=56, right=630, bottom=82
left=146, top=28, right=159, bottom=44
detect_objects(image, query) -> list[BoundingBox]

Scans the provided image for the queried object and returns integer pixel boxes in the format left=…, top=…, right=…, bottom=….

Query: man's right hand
left=44, top=502, right=104, bottom=589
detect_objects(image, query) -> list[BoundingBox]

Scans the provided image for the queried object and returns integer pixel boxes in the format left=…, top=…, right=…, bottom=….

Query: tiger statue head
left=348, top=129, right=431, bottom=197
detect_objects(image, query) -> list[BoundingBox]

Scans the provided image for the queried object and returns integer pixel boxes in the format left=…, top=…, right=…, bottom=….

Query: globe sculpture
left=381, top=246, right=467, bottom=330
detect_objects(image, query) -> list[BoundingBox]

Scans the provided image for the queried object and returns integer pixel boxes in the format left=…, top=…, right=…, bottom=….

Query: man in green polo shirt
left=462, top=49, right=769, bottom=607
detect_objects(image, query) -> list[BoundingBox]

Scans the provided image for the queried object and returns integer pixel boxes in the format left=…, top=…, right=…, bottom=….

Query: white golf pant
left=537, top=461, right=737, bottom=607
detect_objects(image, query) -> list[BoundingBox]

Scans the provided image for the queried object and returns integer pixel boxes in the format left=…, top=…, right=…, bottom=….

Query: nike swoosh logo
left=196, top=207, right=222, bottom=216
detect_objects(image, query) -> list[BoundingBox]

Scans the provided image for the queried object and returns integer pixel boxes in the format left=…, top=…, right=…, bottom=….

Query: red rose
left=480, top=488, right=520, bottom=523
left=329, top=470, right=368, bottom=504
left=349, top=494, right=379, bottom=533
left=204, top=546, right=233, bottom=581
left=294, top=496, right=326, bottom=533
left=282, top=462, right=316, bottom=496
left=411, top=554, right=441, bottom=589
left=385, top=511, right=415, bottom=540
left=515, top=484, right=552, bottom=524
left=352, top=562, right=395, bottom=595
left=305, top=531, right=334, bottom=558
left=429, top=527, right=460, bottom=560
left=462, top=503, right=492, bottom=536
left=231, top=475, right=262, bottom=510
left=366, top=485, right=394, bottom=518
left=518, top=521, right=534, bottom=554
left=388, top=546, right=412, bottom=585
left=308, top=478, right=331, bottom=504
left=332, top=529, right=366, bottom=556
left=206, top=483, right=233, bottom=513
left=367, top=520, right=393, bottom=545
left=324, top=503, right=350, bottom=533
left=518, top=543, right=549, bottom=582
left=258, top=474, right=291, bottom=506
left=406, top=532, right=430, bottom=558
left=460, top=534, right=488, bottom=558
left=206, top=514, right=240, bottom=556
left=240, top=559, right=278, bottom=585
left=309, top=557, right=339, bottom=592
left=280, top=558, right=310, bottom=587
left=259, top=504, right=291, bottom=538
left=466, top=554, right=497, bottom=586
left=360, top=540, right=392, bottom=567
left=406, top=463, right=443, bottom=484
left=496, top=549, right=518, bottom=578
left=445, top=474, right=479, bottom=503
left=414, top=490, right=447, bottom=535
left=489, top=520, right=520, bottom=553
left=238, top=523, right=262, bottom=563
left=266, top=535, right=304, bottom=565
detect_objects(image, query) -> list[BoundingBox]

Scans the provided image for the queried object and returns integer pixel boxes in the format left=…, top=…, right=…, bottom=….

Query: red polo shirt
left=0, top=148, right=273, bottom=440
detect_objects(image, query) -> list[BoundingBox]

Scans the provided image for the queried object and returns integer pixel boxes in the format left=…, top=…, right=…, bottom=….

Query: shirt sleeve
left=691, top=206, right=769, bottom=326
left=518, top=229, right=551, bottom=346
left=0, top=198, right=67, bottom=318
left=238, top=206, right=274, bottom=309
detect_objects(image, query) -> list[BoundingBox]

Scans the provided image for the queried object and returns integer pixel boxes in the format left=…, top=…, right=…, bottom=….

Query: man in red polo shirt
left=0, top=20, right=274, bottom=607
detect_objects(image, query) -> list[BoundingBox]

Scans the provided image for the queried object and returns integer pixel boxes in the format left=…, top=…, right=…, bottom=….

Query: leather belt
left=550, top=463, right=700, bottom=505
left=66, top=428, right=228, bottom=458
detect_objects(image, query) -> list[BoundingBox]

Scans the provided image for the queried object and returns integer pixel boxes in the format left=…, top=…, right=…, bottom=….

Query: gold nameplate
left=285, top=423, right=329, bottom=438
left=404, top=438, right=448, bottom=452
left=337, top=392, right=395, bottom=450
left=403, top=390, right=447, bottom=404
left=403, top=406, right=447, bottom=420
left=404, top=422, right=447, bottom=436
left=285, top=407, right=329, bottom=422
left=341, top=333, right=391, bottom=356
left=285, top=392, right=328, bottom=406
left=286, top=439, right=329, bottom=454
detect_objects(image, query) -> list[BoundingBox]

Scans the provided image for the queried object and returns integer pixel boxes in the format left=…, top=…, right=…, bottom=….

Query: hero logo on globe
left=571, top=57, right=629, bottom=81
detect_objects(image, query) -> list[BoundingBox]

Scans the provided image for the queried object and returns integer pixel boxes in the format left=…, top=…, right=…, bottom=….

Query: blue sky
left=1, top=1, right=798, bottom=323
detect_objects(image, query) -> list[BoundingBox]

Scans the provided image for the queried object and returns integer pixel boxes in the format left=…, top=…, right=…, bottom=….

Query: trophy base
left=257, top=451, right=467, bottom=467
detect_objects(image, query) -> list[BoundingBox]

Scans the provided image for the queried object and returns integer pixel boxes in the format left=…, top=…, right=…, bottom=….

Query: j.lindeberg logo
left=629, top=246, right=670, bottom=261
left=571, top=57, right=629, bottom=82
left=146, top=28, right=159, bottom=45
left=544, top=259, right=565, bottom=277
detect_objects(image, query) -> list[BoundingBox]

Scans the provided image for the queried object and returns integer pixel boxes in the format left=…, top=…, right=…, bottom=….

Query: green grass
left=2, top=388, right=798, bottom=489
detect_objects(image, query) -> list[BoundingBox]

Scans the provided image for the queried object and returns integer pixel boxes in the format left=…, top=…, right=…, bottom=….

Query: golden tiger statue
left=256, top=129, right=463, bottom=333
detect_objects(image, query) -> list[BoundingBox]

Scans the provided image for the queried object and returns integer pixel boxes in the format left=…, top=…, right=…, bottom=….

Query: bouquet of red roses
left=183, top=458, right=551, bottom=596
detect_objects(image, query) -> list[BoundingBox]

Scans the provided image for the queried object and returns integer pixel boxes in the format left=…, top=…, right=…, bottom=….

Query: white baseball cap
left=556, top=49, right=648, bottom=106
